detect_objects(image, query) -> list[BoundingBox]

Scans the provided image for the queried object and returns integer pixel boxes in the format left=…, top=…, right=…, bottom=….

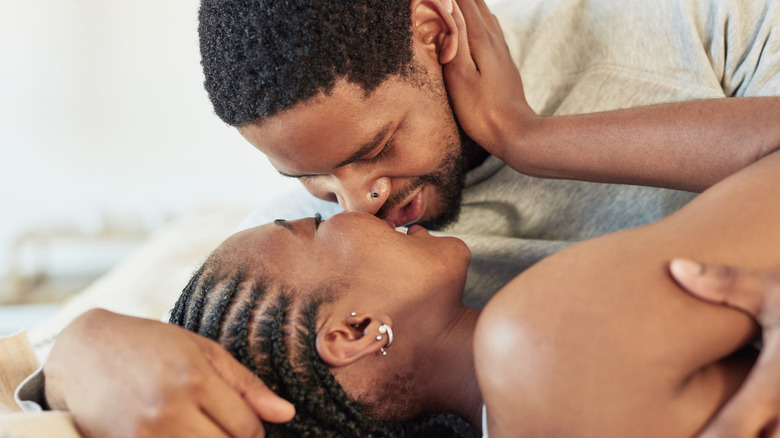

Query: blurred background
left=0, top=0, right=296, bottom=333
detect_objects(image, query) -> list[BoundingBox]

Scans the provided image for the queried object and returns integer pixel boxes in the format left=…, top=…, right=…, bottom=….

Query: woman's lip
left=382, top=187, right=427, bottom=227
left=406, top=224, right=428, bottom=235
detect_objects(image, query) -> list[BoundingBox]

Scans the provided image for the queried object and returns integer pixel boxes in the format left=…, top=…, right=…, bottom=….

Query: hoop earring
left=377, top=324, right=393, bottom=356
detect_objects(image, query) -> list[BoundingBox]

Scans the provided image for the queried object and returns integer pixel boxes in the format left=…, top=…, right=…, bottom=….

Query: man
left=217, top=0, right=780, bottom=305
left=27, top=0, right=780, bottom=436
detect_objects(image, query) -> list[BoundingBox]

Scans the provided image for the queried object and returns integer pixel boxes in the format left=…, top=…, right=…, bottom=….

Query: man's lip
left=382, top=187, right=427, bottom=227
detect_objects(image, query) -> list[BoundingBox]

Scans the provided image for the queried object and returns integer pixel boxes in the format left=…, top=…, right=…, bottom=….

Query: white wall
left=0, top=0, right=297, bottom=282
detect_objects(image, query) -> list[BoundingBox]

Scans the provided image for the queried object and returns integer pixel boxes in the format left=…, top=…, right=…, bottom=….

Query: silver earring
left=378, top=324, right=393, bottom=356
left=371, top=192, right=379, bottom=198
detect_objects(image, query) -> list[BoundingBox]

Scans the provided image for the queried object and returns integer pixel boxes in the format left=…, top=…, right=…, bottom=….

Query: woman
left=170, top=212, right=480, bottom=437
left=169, top=149, right=780, bottom=437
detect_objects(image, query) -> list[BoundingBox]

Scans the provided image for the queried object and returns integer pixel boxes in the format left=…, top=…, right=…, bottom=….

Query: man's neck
left=464, top=142, right=490, bottom=172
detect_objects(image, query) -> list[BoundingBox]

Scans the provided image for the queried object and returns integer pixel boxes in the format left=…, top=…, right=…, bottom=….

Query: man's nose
left=329, top=173, right=391, bottom=215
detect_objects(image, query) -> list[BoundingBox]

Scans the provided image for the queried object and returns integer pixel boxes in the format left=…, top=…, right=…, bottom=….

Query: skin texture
left=237, top=76, right=472, bottom=230
left=216, top=213, right=483, bottom=425
left=475, top=151, right=780, bottom=437
left=71, top=149, right=773, bottom=437
left=671, top=260, right=780, bottom=438
left=45, top=152, right=779, bottom=436
left=443, top=0, right=780, bottom=193
left=44, top=309, right=294, bottom=438
left=41, top=0, right=780, bottom=435
left=235, top=0, right=780, bottom=233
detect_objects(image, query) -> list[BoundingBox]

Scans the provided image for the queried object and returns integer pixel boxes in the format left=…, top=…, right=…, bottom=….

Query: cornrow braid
left=171, top=257, right=479, bottom=437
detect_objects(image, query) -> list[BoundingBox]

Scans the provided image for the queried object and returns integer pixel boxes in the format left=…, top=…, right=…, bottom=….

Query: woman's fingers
left=697, top=331, right=780, bottom=438
left=670, top=258, right=779, bottom=318
left=455, top=0, right=489, bottom=43
left=444, top=0, right=474, bottom=73
left=670, top=259, right=780, bottom=437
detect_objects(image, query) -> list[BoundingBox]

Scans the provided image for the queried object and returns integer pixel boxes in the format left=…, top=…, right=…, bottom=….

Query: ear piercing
left=371, top=192, right=379, bottom=198
left=377, top=324, right=393, bottom=356
left=349, top=313, right=393, bottom=356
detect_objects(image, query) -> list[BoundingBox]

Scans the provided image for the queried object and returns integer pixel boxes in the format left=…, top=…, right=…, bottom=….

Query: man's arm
left=671, top=260, right=780, bottom=438
left=443, top=0, right=780, bottom=193
left=44, top=309, right=294, bottom=438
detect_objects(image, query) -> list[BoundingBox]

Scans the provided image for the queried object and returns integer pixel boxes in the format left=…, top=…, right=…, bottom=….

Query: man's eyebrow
left=276, top=123, right=391, bottom=179
left=273, top=219, right=295, bottom=232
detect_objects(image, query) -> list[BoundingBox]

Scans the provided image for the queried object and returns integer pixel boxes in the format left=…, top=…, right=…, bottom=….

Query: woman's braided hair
left=170, top=253, right=479, bottom=437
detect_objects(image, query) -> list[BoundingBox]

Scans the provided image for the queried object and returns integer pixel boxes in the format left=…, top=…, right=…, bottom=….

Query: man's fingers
left=200, top=375, right=266, bottom=438
left=176, top=407, right=234, bottom=438
left=670, top=258, right=765, bottom=315
left=201, top=338, right=295, bottom=423
left=240, top=372, right=296, bottom=424
left=698, top=333, right=780, bottom=438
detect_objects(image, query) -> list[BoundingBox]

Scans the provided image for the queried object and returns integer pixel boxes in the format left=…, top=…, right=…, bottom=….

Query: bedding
left=0, top=203, right=254, bottom=437
left=26, top=203, right=255, bottom=359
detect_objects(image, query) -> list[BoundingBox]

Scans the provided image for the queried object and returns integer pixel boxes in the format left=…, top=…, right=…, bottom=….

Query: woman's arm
left=475, top=150, right=780, bottom=437
left=444, top=0, right=780, bottom=193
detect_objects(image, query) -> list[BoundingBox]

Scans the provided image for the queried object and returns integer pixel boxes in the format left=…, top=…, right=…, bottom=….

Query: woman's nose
left=332, top=176, right=390, bottom=215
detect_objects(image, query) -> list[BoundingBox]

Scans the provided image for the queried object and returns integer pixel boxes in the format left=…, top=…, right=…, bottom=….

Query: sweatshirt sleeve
left=703, top=0, right=780, bottom=96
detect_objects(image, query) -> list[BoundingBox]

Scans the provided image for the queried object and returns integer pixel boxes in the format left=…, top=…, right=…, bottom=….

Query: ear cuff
left=377, top=324, right=393, bottom=356
left=349, top=312, right=393, bottom=356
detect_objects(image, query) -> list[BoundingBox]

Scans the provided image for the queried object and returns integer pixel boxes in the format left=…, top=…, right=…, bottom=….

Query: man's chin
left=415, top=203, right=462, bottom=231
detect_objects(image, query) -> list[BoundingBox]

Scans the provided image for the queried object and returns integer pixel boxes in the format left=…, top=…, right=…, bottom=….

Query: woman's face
left=226, top=211, right=471, bottom=318
left=220, top=212, right=474, bottom=419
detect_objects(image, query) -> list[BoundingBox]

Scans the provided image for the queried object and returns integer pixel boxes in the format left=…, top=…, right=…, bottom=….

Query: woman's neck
left=418, top=306, right=483, bottom=430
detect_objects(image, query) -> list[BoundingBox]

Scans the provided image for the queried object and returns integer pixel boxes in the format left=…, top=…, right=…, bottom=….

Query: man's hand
left=44, top=309, right=295, bottom=438
left=442, top=0, right=538, bottom=163
left=670, top=258, right=780, bottom=438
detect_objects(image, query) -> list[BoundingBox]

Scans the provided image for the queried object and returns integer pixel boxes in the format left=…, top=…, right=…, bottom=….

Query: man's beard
left=376, top=126, right=476, bottom=231
left=375, top=67, right=485, bottom=230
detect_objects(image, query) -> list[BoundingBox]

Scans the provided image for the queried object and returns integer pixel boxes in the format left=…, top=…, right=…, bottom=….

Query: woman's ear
left=316, top=315, right=387, bottom=368
left=410, top=0, right=459, bottom=65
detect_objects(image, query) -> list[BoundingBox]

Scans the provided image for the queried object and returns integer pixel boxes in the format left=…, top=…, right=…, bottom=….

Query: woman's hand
left=44, top=309, right=295, bottom=438
left=442, top=0, right=539, bottom=165
left=670, top=258, right=780, bottom=438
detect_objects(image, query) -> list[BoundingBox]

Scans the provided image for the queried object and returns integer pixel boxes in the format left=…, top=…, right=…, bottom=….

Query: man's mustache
left=375, top=178, right=426, bottom=218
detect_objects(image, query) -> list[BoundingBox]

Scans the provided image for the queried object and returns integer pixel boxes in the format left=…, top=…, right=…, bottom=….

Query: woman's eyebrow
left=273, top=219, right=294, bottom=232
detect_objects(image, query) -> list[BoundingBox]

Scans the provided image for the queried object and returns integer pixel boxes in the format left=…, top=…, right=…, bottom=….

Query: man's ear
left=316, top=315, right=386, bottom=368
left=410, top=0, right=459, bottom=65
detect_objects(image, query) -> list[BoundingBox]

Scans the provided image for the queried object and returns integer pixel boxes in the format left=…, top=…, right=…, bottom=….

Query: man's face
left=237, top=71, right=475, bottom=230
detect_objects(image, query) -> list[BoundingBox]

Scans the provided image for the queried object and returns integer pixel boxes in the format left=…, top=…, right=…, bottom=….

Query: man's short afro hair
left=199, top=0, right=415, bottom=126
